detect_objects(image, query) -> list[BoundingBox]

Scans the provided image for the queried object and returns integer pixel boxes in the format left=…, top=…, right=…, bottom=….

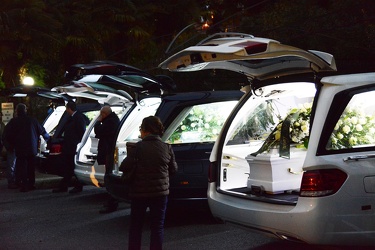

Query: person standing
left=4, top=103, right=50, bottom=192
left=52, top=101, right=86, bottom=193
left=120, top=116, right=177, bottom=250
left=2, top=112, right=18, bottom=189
left=0, top=112, right=5, bottom=153
left=94, top=106, right=120, bottom=166
left=94, top=106, right=121, bottom=213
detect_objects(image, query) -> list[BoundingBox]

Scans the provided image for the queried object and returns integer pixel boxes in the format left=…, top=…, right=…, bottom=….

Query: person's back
left=5, top=103, right=49, bottom=192
left=9, top=112, right=44, bottom=157
left=130, top=135, right=175, bottom=198
left=120, top=116, right=177, bottom=250
left=61, top=111, right=86, bottom=155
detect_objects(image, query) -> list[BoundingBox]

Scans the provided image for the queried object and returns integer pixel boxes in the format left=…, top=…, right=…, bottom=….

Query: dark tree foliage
left=0, top=0, right=374, bottom=91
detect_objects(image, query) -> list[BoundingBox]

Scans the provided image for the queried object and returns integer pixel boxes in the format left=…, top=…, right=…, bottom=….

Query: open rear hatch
left=64, top=60, right=176, bottom=93
left=159, top=33, right=336, bottom=82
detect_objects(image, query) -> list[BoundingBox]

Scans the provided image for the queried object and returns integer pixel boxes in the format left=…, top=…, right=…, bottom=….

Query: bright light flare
left=22, top=76, right=34, bottom=86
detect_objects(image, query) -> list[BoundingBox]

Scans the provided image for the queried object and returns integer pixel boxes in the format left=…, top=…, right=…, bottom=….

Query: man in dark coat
left=94, top=105, right=120, bottom=165
left=52, top=101, right=86, bottom=193
left=94, top=105, right=121, bottom=213
left=5, top=103, right=50, bottom=192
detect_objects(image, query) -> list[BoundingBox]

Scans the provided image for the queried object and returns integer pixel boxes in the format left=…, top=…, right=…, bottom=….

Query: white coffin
left=245, top=148, right=307, bottom=194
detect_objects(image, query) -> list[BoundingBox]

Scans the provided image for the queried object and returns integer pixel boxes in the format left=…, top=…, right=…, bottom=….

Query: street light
left=22, top=76, right=34, bottom=86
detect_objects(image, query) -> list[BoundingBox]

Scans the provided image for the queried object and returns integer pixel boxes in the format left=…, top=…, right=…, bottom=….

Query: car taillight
left=50, top=144, right=62, bottom=155
left=208, top=161, right=217, bottom=183
left=300, top=169, right=347, bottom=197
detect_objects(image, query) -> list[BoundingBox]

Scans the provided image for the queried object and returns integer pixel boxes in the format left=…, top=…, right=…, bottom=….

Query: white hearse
left=159, top=33, right=375, bottom=246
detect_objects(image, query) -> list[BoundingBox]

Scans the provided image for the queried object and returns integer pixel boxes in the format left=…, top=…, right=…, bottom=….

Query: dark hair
left=66, top=101, right=77, bottom=111
left=16, top=103, right=27, bottom=115
left=141, top=116, right=164, bottom=136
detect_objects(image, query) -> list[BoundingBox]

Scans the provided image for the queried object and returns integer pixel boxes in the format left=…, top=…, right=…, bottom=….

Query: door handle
left=343, top=154, right=375, bottom=162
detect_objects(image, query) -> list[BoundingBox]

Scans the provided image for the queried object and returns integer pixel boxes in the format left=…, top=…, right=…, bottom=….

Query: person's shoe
left=99, top=206, right=118, bottom=214
left=69, top=186, right=83, bottom=194
left=52, top=187, right=68, bottom=193
left=8, top=183, right=19, bottom=189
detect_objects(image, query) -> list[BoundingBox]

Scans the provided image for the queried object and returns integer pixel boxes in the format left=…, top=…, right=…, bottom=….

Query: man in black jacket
left=5, top=103, right=50, bottom=192
left=94, top=106, right=120, bottom=165
left=52, top=101, right=86, bottom=193
left=94, top=105, right=121, bottom=213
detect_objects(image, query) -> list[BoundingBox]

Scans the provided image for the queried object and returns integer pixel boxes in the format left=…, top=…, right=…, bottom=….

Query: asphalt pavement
left=0, top=158, right=62, bottom=190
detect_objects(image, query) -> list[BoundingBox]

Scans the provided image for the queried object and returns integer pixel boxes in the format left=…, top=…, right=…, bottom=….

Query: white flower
left=355, top=124, right=363, bottom=132
left=350, top=117, right=358, bottom=125
left=181, top=125, right=186, bottom=130
left=204, top=123, right=210, bottom=129
left=291, top=136, right=299, bottom=143
left=343, top=117, right=351, bottom=125
left=358, top=117, right=366, bottom=125
left=349, top=136, right=357, bottom=145
left=191, top=123, right=196, bottom=128
left=337, top=133, right=344, bottom=139
left=301, top=124, right=309, bottom=133
left=332, top=137, right=337, bottom=144
left=342, top=125, right=351, bottom=134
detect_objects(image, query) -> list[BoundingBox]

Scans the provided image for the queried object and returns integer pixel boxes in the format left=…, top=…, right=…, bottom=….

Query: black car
left=53, top=61, right=243, bottom=200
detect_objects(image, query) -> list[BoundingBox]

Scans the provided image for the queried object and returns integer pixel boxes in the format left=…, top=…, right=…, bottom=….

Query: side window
left=166, top=101, right=237, bottom=144
left=84, top=110, right=100, bottom=122
left=227, top=97, right=313, bottom=148
left=327, top=91, right=375, bottom=150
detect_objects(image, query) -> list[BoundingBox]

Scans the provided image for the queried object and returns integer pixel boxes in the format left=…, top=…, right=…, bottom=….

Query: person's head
left=100, top=105, right=112, bottom=120
left=16, top=103, right=27, bottom=116
left=66, top=101, right=77, bottom=115
left=140, top=116, right=164, bottom=138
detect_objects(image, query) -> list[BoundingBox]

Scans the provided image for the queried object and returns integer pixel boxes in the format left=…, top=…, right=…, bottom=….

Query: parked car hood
left=159, top=33, right=337, bottom=82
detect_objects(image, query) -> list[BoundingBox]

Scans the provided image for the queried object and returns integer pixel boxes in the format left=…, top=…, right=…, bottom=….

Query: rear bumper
left=207, top=182, right=375, bottom=246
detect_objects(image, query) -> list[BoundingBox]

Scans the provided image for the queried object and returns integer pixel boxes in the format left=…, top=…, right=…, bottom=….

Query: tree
left=0, top=0, right=61, bottom=88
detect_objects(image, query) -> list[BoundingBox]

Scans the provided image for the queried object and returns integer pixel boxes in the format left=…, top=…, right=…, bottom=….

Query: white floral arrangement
left=276, top=102, right=312, bottom=147
left=330, top=107, right=375, bottom=149
left=251, top=102, right=312, bottom=157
